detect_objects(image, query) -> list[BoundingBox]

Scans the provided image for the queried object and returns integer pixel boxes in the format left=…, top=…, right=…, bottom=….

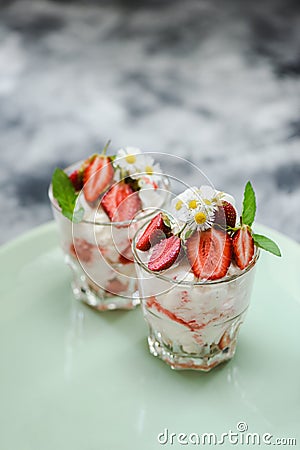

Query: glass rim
left=48, top=160, right=171, bottom=227
left=132, top=221, right=260, bottom=286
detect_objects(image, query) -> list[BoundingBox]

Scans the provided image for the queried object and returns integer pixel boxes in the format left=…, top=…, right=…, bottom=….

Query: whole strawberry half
left=101, top=182, right=142, bottom=222
left=213, top=201, right=237, bottom=229
left=232, top=226, right=255, bottom=270
left=186, top=228, right=232, bottom=280
left=148, top=235, right=181, bottom=272
left=83, top=155, right=114, bottom=203
left=136, top=213, right=171, bottom=251
left=69, top=169, right=83, bottom=191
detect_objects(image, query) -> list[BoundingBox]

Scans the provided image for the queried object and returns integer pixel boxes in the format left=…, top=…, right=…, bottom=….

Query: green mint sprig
left=242, top=181, right=256, bottom=226
left=240, top=181, right=281, bottom=257
left=51, top=141, right=113, bottom=223
left=52, top=168, right=84, bottom=223
left=252, top=234, right=281, bottom=257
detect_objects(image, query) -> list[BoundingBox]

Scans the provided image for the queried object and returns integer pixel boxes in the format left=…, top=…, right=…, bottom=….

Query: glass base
left=66, top=255, right=140, bottom=311
left=146, top=315, right=244, bottom=371
left=71, top=280, right=140, bottom=311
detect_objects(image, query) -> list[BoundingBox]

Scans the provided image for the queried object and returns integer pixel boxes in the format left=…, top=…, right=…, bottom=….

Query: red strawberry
left=118, top=241, right=133, bottom=264
left=148, top=235, right=181, bottom=271
left=136, top=213, right=170, bottom=251
left=101, top=182, right=142, bottom=222
left=232, top=226, right=254, bottom=270
left=218, top=330, right=231, bottom=350
left=213, top=201, right=237, bottom=229
left=118, top=253, right=133, bottom=265
left=69, top=169, right=83, bottom=191
left=105, top=278, right=128, bottom=295
left=186, top=228, right=232, bottom=280
left=69, top=238, right=94, bottom=263
left=83, top=155, right=114, bottom=202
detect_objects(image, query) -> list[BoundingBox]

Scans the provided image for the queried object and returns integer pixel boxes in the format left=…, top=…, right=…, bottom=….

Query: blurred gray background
left=0, top=0, right=299, bottom=244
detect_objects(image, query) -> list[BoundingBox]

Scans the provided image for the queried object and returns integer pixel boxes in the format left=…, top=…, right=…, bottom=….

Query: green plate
left=0, top=222, right=299, bottom=450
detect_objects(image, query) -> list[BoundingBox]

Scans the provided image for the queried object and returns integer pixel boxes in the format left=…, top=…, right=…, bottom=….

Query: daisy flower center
left=194, top=211, right=207, bottom=224
left=204, top=199, right=212, bottom=205
left=125, top=154, right=136, bottom=164
left=188, top=199, right=198, bottom=209
left=175, top=200, right=183, bottom=211
left=145, top=165, right=154, bottom=175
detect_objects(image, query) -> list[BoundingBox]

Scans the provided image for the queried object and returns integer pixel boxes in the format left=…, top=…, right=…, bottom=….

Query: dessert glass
left=133, top=223, right=259, bottom=371
left=49, top=161, right=170, bottom=311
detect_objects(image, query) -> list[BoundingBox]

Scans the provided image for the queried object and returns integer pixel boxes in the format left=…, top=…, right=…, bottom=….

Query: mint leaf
left=62, top=207, right=85, bottom=223
left=52, top=168, right=76, bottom=208
left=252, top=233, right=281, bottom=257
left=52, top=168, right=83, bottom=223
left=242, top=181, right=256, bottom=226
left=73, top=207, right=85, bottom=223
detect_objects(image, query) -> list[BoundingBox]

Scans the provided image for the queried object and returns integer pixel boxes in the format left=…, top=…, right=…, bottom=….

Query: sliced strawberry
left=148, top=235, right=181, bottom=271
left=186, top=228, right=232, bottom=280
left=118, top=253, right=133, bottom=265
left=105, top=278, right=129, bottom=295
left=118, top=241, right=134, bottom=264
left=232, top=226, right=255, bottom=270
left=101, top=182, right=142, bottom=222
left=83, top=155, right=114, bottom=202
left=213, top=201, right=237, bottom=229
left=70, top=238, right=94, bottom=263
left=69, top=169, right=83, bottom=191
left=218, top=330, right=231, bottom=350
left=136, top=213, right=170, bottom=251
left=146, top=295, right=196, bottom=330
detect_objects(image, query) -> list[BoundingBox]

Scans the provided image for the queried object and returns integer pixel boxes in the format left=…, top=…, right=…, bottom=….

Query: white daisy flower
left=199, top=185, right=235, bottom=207
left=114, top=148, right=162, bottom=182
left=216, top=191, right=236, bottom=207
left=198, top=185, right=219, bottom=211
left=131, top=157, right=162, bottom=181
left=187, top=204, right=215, bottom=232
left=171, top=186, right=217, bottom=235
left=113, top=147, right=142, bottom=175
left=198, top=185, right=237, bottom=229
left=171, top=187, right=202, bottom=222
left=117, top=147, right=142, bottom=158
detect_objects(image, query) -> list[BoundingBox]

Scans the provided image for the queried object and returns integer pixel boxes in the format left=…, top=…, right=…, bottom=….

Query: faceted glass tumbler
left=133, top=225, right=259, bottom=371
left=49, top=161, right=170, bottom=311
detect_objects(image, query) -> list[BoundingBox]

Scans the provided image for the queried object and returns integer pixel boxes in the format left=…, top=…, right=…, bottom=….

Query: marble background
left=0, top=0, right=299, bottom=244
